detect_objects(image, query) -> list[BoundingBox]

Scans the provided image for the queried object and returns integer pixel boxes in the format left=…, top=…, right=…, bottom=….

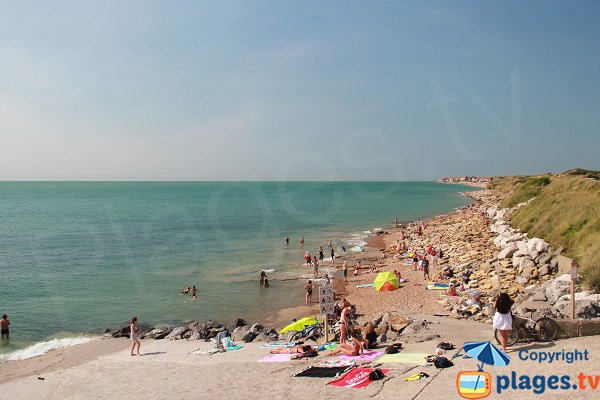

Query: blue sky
left=0, top=1, right=598, bottom=180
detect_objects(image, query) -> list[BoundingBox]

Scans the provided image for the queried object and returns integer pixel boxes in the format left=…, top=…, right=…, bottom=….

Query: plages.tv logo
left=456, top=341, right=511, bottom=399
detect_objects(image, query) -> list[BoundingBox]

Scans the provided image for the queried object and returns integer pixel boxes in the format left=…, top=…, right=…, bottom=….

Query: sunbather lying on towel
left=270, top=344, right=317, bottom=359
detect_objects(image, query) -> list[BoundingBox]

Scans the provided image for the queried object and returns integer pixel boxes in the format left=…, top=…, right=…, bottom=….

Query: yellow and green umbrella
left=278, top=316, right=318, bottom=334
left=374, top=271, right=400, bottom=292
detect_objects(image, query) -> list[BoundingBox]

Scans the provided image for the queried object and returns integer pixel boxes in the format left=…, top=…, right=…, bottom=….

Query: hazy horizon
left=1, top=1, right=599, bottom=180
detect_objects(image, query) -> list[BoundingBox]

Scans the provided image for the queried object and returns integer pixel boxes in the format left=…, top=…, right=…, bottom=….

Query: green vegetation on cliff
left=490, top=170, right=600, bottom=292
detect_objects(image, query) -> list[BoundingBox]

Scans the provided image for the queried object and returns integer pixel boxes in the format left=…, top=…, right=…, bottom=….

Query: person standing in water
left=318, top=246, right=324, bottom=261
left=1, top=314, right=10, bottom=339
left=259, top=271, right=267, bottom=287
left=130, top=316, right=141, bottom=356
left=284, top=236, right=289, bottom=245
left=299, top=236, right=304, bottom=246
left=330, top=247, right=335, bottom=264
left=191, top=285, right=197, bottom=300
left=312, top=256, right=319, bottom=278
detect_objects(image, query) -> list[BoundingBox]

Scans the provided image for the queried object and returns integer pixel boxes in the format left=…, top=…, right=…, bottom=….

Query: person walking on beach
left=318, top=246, right=324, bottom=261
left=191, top=285, right=197, bottom=300
left=330, top=247, right=335, bottom=264
left=412, top=255, right=419, bottom=271
left=304, top=280, right=313, bottom=304
left=130, top=317, right=141, bottom=356
left=312, top=256, right=319, bottom=278
left=1, top=314, right=10, bottom=339
left=342, top=261, right=348, bottom=281
left=422, top=257, right=430, bottom=281
left=299, top=236, right=304, bottom=246
left=493, top=293, right=514, bottom=353
left=259, top=271, right=267, bottom=287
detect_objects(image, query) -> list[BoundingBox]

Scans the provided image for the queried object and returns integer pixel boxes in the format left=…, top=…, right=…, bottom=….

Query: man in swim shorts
left=1, top=314, right=10, bottom=339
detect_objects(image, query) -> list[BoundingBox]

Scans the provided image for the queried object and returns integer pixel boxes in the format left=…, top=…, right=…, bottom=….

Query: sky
left=0, top=0, right=599, bottom=181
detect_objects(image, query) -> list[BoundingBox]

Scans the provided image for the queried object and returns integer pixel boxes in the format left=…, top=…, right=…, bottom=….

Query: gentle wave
left=0, top=337, right=95, bottom=362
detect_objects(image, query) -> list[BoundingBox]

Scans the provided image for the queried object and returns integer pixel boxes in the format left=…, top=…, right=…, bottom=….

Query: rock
left=187, top=331, right=203, bottom=341
left=230, top=318, right=247, bottom=331
left=498, top=245, right=517, bottom=259
left=388, top=315, right=409, bottom=332
left=375, top=323, right=389, bottom=336
left=539, top=264, right=552, bottom=276
left=253, top=333, right=272, bottom=342
left=166, top=326, right=189, bottom=340
left=232, top=326, right=252, bottom=342
left=550, top=257, right=559, bottom=271
left=111, top=325, right=131, bottom=338
left=538, top=253, right=552, bottom=266
left=522, top=266, right=538, bottom=280
left=575, top=300, right=600, bottom=318
left=377, top=333, right=388, bottom=344
left=531, top=291, right=548, bottom=302
left=242, top=331, right=257, bottom=343
left=519, top=257, right=535, bottom=270
left=250, top=324, right=264, bottom=334
left=545, top=275, right=572, bottom=304
left=141, top=327, right=173, bottom=340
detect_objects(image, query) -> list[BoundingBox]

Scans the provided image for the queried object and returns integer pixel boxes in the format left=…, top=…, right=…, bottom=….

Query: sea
left=0, top=181, right=476, bottom=360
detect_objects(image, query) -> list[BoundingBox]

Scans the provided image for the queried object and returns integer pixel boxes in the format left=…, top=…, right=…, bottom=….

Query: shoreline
left=0, top=183, right=478, bottom=366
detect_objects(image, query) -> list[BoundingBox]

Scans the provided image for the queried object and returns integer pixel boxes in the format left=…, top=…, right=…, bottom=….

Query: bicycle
left=289, top=321, right=325, bottom=342
left=494, top=308, right=559, bottom=346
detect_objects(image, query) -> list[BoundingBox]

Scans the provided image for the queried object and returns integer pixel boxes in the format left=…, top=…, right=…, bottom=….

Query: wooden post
left=395, top=217, right=398, bottom=228
left=570, top=260, right=578, bottom=320
left=324, top=314, right=329, bottom=343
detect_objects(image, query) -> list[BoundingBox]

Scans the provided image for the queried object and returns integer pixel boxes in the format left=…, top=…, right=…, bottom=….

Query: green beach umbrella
left=374, top=271, right=400, bottom=292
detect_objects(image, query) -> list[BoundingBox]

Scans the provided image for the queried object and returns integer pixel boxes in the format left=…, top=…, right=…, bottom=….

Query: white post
left=570, top=260, right=578, bottom=320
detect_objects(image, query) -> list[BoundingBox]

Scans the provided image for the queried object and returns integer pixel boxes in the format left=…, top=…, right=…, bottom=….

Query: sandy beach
left=2, top=186, right=599, bottom=400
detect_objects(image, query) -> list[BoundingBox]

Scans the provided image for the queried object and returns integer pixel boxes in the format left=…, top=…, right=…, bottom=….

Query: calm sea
left=0, top=181, right=475, bottom=358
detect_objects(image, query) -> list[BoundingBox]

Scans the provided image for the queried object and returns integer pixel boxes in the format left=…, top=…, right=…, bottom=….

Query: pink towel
left=258, top=354, right=292, bottom=363
left=338, top=351, right=383, bottom=361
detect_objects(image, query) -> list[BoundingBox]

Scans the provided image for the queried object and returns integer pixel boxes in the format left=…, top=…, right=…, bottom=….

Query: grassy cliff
left=490, top=170, right=600, bottom=292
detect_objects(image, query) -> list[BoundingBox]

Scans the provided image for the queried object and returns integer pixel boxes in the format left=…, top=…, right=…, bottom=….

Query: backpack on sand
left=369, top=368, right=385, bottom=381
left=434, top=356, right=454, bottom=369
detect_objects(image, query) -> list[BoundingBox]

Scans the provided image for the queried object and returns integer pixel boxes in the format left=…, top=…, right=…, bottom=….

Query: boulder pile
left=110, top=319, right=279, bottom=343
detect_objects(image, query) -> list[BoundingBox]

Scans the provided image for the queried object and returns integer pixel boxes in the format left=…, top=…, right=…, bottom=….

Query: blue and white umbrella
left=463, top=341, right=511, bottom=370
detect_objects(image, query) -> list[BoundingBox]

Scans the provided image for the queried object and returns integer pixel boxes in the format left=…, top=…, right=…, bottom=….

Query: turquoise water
left=0, top=182, right=475, bottom=355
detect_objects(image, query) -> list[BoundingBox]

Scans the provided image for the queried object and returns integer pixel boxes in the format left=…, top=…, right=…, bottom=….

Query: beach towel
left=403, top=261, right=413, bottom=265
left=328, top=368, right=389, bottom=389
left=427, top=283, right=449, bottom=290
left=226, top=345, right=244, bottom=351
left=356, top=284, right=375, bottom=288
left=257, top=354, right=291, bottom=363
left=317, top=343, right=338, bottom=351
left=191, top=348, right=222, bottom=356
left=293, top=366, right=353, bottom=378
left=260, top=342, right=296, bottom=348
left=319, top=360, right=355, bottom=368
left=338, top=350, right=383, bottom=362
left=377, top=353, right=429, bottom=365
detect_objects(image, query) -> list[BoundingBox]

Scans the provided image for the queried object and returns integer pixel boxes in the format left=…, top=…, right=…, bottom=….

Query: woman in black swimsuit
left=304, top=280, right=313, bottom=304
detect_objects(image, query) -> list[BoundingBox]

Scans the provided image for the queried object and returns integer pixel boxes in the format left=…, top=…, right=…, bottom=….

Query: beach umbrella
left=278, top=317, right=318, bottom=334
left=373, top=271, right=399, bottom=292
left=463, top=341, right=511, bottom=369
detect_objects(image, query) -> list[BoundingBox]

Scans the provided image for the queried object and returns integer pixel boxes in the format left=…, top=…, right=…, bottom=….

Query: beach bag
left=434, top=357, right=454, bottom=369
left=437, top=342, right=455, bottom=350
left=369, top=368, right=385, bottom=381
left=221, top=337, right=234, bottom=349
left=384, top=343, right=403, bottom=354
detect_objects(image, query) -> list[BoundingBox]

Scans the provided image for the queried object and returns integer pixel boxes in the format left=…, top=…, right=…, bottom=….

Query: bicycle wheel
left=535, top=318, right=559, bottom=342
left=494, top=328, right=519, bottom=347
left=289, top=330, right=303, bottom=342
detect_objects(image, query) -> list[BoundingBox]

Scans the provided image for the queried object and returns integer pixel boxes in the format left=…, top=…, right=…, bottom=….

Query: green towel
left=377, top=353, right=429, bottom=364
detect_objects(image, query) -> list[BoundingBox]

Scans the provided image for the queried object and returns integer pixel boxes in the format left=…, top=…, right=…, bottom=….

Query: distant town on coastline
left=438, top=176, right=493, bottom=184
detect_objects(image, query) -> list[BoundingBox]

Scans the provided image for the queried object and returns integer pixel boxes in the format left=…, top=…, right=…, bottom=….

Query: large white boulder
left=545, top=274, right=572, bottom=304
left=498, top=244, right=518, bottom=259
